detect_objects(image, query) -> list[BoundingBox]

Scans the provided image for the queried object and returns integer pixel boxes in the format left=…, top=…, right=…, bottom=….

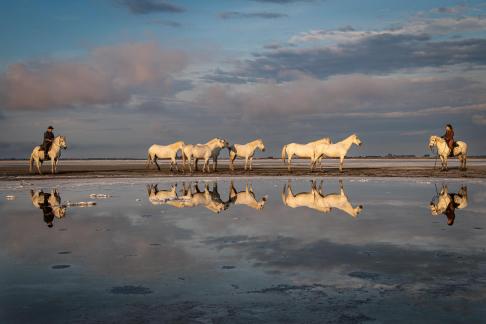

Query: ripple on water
left=110, top=285, right=153, bottom=295
left=51, top=264, right=71, bottom=270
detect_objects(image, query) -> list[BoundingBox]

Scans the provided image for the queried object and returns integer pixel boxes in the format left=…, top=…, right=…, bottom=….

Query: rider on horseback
left=442, top=124, right=455, bottom=157
left=40, top=126, right=54, bottom=154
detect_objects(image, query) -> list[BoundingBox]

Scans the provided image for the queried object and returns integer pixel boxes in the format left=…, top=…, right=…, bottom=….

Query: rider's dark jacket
left=42, top=131, right=54, bottom=151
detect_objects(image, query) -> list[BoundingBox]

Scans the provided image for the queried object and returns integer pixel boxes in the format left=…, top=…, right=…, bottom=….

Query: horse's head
left=54, top=205, right=67, bottom=219
left=256, top=195, right=268, bottom=210
left=352, top=134, right=362, bottom=146
left=428, top=136, right=437, bottom=150
left=56, top=136, right=68, bottom=149
left=354, top=204, right=364, bottom=217
left=257, top=139, right=265, bottom=152
left=216, top=138, right=229, bottom=149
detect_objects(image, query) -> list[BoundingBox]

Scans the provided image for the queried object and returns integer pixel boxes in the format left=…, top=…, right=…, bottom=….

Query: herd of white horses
left=29, top=133, right=468, bottom=174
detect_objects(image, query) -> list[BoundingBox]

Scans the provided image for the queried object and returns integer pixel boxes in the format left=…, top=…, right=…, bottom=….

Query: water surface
left=1, top=178, right=485, bottom=323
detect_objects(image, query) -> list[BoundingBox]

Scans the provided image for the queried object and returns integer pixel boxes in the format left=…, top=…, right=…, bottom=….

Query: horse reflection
left=147, top=182, right=229, bottom=213
left=228, top=180, right=267, bottom=210
left=282, top=180, right=363, bottom=217
left=30, top=189, right=67, bottom=228
left=146, top=184, right=178, bottom=204
left=430, top=185, right=468, bottom=226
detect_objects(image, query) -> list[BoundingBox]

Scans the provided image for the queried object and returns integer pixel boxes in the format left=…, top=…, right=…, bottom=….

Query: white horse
left=228, top=180, right=267, bottom=210
left=30, top=189, right=67, bottom=219
left=428, top=135, right=467, bottom=171
left=146, top=141, right=185, bottom=172
left=183, top=138, right=228, bottom=172
left=314, top=134, right=362, bottom=172
left=29, top=136, right=68, bottom=175
left=183, top=138, right=225, bottom=171
left=281, top=137, right=332, bottom=171
left=282, top=180, right=363, bottom=217
left=229, top=139, right=265, bottom=171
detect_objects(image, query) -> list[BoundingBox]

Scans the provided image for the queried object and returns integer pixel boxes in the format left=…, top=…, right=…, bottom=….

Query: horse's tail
left=228, top=145, right=236, bottom=161
left=29, top=151, right=34, bottom=173
left=281, top=184, right=288, bottom=206
left=146, top=149, right=152, bottom=168
left=281, top=145, right=287, bottom=163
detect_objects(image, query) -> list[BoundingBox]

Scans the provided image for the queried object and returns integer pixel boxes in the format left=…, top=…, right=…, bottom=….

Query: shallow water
left=1, top=178, right=486, bottom=323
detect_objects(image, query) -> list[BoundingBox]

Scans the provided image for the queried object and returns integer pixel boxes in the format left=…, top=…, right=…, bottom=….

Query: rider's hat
left=47, top=126, right=54, bottom=130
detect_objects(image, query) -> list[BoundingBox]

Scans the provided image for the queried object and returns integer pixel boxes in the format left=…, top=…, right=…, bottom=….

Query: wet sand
left=1, top=158, right=486, bottom=180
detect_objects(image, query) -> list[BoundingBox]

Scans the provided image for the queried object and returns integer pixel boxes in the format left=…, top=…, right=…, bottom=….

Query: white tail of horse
left=281, top=145, right=288, bottom=163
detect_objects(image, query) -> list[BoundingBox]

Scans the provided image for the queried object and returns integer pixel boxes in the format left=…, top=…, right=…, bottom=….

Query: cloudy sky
left=1, top=0, right=486, bottom=158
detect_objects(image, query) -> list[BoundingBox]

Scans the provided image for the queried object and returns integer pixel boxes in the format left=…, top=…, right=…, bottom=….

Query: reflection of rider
left=41, top=126, right=55, bottom=153
left=442, top=124, right=454, bottom=157
left=444, top=194, right=459, bottom=226
left=39, top=192, right=54, bottom=228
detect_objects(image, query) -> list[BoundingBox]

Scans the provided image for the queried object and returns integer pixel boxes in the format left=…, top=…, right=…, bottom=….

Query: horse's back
left=457, top=140, right=467, bottom=150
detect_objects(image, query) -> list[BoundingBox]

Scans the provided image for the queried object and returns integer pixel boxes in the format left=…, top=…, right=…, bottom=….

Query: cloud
left=251, top=0, right=316, bottom=3
left=0, top=42, right=189, bottom=110
left=115, top=0, right=184, bottom=14
left=432, top=5, right=466, bottom=14
left=150, top=19, right=182, bottom=27
left=290, top=17, right=486, bottom=44
left=209, top=35, right=486, bottom=81
left=194, top=74, right=486, bottom=118
left=219, top=11, right=288, bottom=19
left=472, top=114, right=486, bottom=125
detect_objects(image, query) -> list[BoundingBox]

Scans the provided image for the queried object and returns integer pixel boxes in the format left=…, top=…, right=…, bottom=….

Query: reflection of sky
left=1, top=178, right=486, bottom=322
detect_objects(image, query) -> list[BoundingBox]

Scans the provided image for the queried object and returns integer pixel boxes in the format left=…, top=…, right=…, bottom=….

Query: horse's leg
left=440, top=156, right=446, bottom=171
left=287, top=154, right=292, bottom=172
left=339, top=156, right=344, bottom=172
left=310, top=157, right=315, bottom=172
left=174, top=156, right=179, bottom=172
left=204, top=158, right=209, bottom=173
left=249, top=156, right=254, bottom=170
left=154, top=158, right=161, bottom=171
left=36, top=160, right=42, bottom=175
left=244, top=156, right=248, bottom=171
left=229, top=155, right=235, bottom=171
left=194, top=158, right=199, bottom=171
left=51, top=157, right=55, bottom=174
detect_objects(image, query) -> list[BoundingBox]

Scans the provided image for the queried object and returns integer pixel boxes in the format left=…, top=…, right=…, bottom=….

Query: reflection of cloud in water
left=203, top=234, right=486, bottom=288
